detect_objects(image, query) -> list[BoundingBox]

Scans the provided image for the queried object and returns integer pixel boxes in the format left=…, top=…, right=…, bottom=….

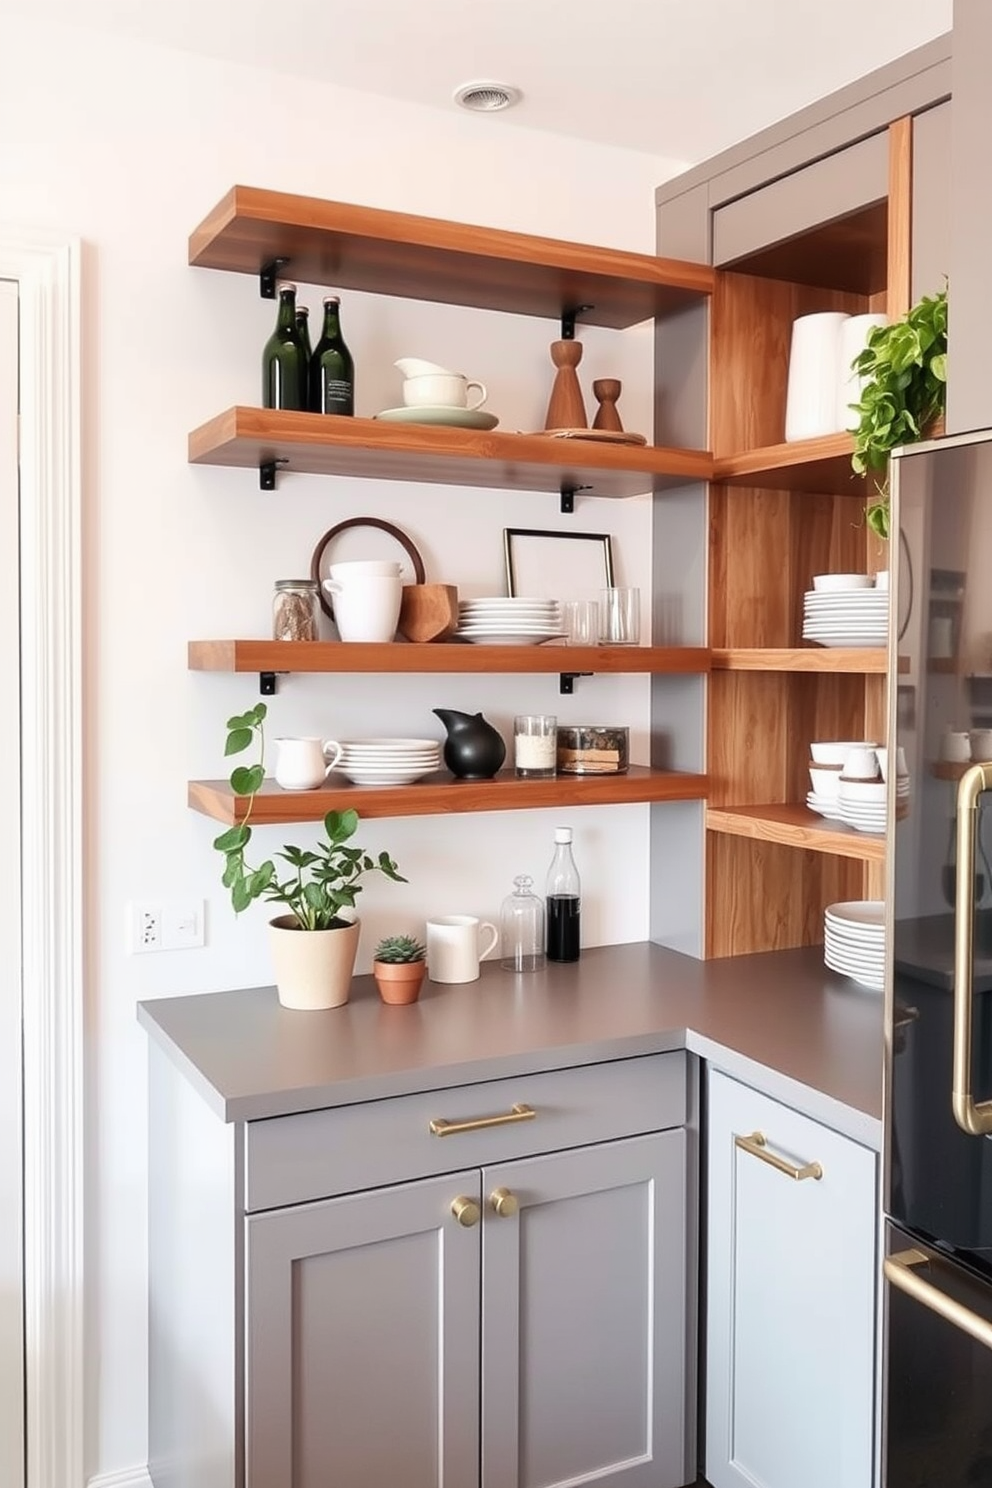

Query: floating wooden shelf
left=928, top=760, right=970, bottom=781
left=189, top=186, right=715, bottom=328
left=189, top=767, right=710, bottom=825
left=188, top=408, right=712, bottom=498
left=711, top=647, right=887, bottom=674
left=705, top=804, right=886, bottom=862
left=712, top=433, right=867, bottom=497
left=188, top=639, right=711, bottom=676
left=927, top=657, right=958, bottom=674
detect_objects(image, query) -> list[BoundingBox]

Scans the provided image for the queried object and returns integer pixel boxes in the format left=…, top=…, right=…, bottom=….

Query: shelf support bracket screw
left=559, top=672, right=591, bottom=695
left=560, top=304, right=594, bottom=340
left=259, top=258, right=289, bottom=298
left=259, top=672, right=277, bottom=696
left=259, top=458, right=289, bottom=491
left=560, top=482, right=592, bottom=514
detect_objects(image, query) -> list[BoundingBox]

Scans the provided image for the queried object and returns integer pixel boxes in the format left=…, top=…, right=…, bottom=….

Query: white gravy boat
left=395, top=357, right=487, bottom=410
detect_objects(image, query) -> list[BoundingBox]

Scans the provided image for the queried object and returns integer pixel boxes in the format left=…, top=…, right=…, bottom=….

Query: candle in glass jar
left=514, top=715, right=557, bottom=779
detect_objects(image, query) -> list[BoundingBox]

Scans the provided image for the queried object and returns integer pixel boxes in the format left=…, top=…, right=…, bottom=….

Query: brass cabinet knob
left=450, top=1195, right=481, bottom=1227
left=490, top=1186, right=519, bottom=1218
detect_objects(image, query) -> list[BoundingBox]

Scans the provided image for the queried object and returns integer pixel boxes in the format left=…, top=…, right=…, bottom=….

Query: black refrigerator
left=884, top=430, right=992, bottom=1487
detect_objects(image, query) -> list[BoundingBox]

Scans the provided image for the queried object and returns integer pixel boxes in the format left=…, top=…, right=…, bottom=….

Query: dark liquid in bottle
left=547, top=895, right=580, bottom=962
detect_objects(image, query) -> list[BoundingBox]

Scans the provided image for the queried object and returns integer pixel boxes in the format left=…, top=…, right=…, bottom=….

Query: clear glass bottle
left=546, top=826, right=581, bottom=962
left=500, top=875, right=546, bottom=973
left=309, top=294, right=355, bottom=415
left=272, top=578, right=320, bottom=641
left=262, top=283, right=308, bottom=411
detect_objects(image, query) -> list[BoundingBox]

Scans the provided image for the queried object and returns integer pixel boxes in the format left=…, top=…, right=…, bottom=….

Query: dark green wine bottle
left=309, top=295, right=355, bottom=415
left=262, top=283, right=307, bottom=411
left=295, top=305, right=312, bottom=389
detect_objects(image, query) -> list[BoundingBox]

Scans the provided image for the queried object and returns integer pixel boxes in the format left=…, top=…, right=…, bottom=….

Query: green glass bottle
left=309, top=295, right=355, bottom=416
left=295, top=304, right=313, bottom=390
left=262, top=283, right=307, bottom=411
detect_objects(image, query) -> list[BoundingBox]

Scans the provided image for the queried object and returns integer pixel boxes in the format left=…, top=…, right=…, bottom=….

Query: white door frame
left=3, top=230, right=85, bottom=1488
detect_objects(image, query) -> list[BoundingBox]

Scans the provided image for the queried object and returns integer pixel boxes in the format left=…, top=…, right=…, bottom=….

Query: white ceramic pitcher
left=273, top=737, right=343, bottom=790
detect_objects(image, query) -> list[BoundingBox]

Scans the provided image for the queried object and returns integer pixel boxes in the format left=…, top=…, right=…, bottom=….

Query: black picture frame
left=503, top=527, right=615, bottom=601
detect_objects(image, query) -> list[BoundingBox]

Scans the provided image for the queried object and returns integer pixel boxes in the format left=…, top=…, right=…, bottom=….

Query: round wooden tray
left=527, top=427, right=648, bottom=446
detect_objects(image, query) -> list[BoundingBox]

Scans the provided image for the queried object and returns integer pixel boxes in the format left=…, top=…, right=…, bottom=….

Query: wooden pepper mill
left=543, top=339, right=588, bottom=430
left=592, top=378, right=625, bottom=432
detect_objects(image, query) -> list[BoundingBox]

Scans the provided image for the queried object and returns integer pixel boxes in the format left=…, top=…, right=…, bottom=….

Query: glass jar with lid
left=500, top=875, right=546, bottom=973
left=272, top=579, right=320, bottom=641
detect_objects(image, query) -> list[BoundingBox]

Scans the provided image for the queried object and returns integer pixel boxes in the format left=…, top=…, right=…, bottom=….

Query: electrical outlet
left=128, top=901, right=162, bottom=954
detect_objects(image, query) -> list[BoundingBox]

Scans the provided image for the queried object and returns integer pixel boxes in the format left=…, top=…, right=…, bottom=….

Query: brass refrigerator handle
left=885, top=1249, right=992, bottom=1353
left=953, top=765, right=992, bottom=1136
left=735, top=1130, right=823, bottom=1182
left=430, top=1102, right=536, bottom=1137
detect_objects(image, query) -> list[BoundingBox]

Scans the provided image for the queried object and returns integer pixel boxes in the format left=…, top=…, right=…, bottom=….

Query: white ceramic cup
left=426, top=915, right=499, bottom=983
left=843, top=745, right=879, bottom=780
left=941, top=730, right=972, bottom=764
left=401, top=372, right=487, bottom=410
left=970, top=730, right=992, bottom=761
left=328, top=559, right=403, bottom=579
left=273, top=737, right=344, bottom=790
left=323, top=575, right=403, bottom=643
left=784, top=311, right=850, bottom=442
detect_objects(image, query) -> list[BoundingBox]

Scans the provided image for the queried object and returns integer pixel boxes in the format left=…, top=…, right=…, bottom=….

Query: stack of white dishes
left=334, top=738, right=441, bottom=786
left=835, top=774, right=910, bottom=834
left=823, top=900, right=886, bottom=991
left=454, top=597, right=564, bottom=646
left=803, top=574, right=888, bottom=648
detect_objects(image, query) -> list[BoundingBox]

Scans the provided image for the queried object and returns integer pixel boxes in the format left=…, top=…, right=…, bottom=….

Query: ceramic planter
left=268, top=915, right=360, bottom=1010
left=373, top=959, right=426, bottom=1005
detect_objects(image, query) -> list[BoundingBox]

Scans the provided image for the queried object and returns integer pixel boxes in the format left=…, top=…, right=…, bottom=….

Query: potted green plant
left=372, top=934, right=427, bottom=1005
left=849, top=285, right=947, bottom=540
left=212, top=702, right=406, bottom=1010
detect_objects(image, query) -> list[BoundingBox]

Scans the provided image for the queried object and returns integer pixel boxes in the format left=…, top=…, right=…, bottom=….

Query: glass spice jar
left=272, top=579, right=320, bottom=642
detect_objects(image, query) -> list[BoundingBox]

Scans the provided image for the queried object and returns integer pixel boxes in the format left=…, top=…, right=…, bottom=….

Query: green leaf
left=214, top=823, right=250, bottom=851
left=230, top=764, right=264, bottom=796
left=231, top=879, right=253, bottom=914
left=224, top=727, right=255, bottom=757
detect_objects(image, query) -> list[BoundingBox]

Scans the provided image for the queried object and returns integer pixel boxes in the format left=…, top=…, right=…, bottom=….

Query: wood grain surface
left=187, top=640, right=712, bottom=676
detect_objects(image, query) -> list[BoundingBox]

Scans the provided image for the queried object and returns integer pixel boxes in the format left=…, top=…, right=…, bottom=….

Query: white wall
left=0, top=16, right=690, bottom=1481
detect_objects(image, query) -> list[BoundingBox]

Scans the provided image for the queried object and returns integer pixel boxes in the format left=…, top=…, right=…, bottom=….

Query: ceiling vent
left=453, top=80, right=522, bottom=114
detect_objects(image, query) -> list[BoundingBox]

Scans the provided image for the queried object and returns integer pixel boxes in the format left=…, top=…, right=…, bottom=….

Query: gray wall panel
left=911, top=100, right=952, bottom=303
left=949, top=1, right=992, bottom=434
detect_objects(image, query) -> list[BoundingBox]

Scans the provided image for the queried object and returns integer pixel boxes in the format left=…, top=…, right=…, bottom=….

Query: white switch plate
left=128, top=899, right=205, bottom=954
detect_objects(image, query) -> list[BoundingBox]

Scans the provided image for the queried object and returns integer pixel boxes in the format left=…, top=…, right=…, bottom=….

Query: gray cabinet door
left=245, top=1169, right=481, bottom=1488
left=481, top=1131, right=689, bottom=1488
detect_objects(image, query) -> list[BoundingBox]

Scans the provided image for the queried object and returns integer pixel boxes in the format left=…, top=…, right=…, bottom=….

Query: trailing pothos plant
left=850, top=285, right=947, bottom=540
left=213, top=702, right=406, bottom=930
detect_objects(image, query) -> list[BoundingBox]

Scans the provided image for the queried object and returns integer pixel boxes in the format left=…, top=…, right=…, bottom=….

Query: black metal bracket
left=259, top=258, right=289, bottom=298
left=559, top=672, right=592, bottom=695
left=560, top=482, right=592, bottom=514
left=259, top=458, right=289, bottom=491
left=259, top=672, right=277, bottom=696
left=560, top=304, right=594, bottom=340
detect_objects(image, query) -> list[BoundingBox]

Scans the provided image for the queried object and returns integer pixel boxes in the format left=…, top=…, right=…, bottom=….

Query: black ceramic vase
left=433, top=708, right=507, bottom=780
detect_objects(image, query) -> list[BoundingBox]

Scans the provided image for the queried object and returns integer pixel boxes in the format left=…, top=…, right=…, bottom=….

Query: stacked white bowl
left=824, top=900, right=886, bottom=990
left=803, top=573, right=888, bottom=648
left=807, top=741, right=911, bottom=834
left=334, top=738, right=441, bottom=786
left=455, top=597, right=563, bottom=645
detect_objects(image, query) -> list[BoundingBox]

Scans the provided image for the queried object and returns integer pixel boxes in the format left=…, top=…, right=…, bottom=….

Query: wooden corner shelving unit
left=703, top=117, right=911, bottom=958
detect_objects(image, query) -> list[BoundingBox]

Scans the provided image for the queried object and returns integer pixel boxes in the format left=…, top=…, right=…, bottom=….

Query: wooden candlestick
left=592, top=378, right=624, bottom=432
left=544, top=339, right=588, bottom=430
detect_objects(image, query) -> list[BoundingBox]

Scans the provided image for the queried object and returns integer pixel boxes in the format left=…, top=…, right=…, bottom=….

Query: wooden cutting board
left=398, top=584, right=459, bottom=643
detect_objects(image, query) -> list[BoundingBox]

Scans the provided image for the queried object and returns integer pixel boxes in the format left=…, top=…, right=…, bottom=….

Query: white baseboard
left=87, top=1468, right=153, bottom=1488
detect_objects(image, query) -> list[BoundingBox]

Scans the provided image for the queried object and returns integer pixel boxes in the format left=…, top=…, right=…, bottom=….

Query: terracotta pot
left=373, top=959, right=426, bottom=1005
left=268, top=915, right=360, bottom=1010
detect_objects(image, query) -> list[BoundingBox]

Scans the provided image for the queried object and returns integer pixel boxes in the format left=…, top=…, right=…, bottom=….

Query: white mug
left=273, top=737, right=343, bottom=790
left=970, top=730, right=992, bottom=762
left=323, top=575, right=403, bottom=643
left=941, top=730, right=972, bottom=764
left=401, top=372, right=487, bottom=410
left=426, top=915, right=499, bottom=983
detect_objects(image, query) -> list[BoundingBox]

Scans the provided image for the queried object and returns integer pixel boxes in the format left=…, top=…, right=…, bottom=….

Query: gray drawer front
left=245, top=1053, right=685, bottom=1212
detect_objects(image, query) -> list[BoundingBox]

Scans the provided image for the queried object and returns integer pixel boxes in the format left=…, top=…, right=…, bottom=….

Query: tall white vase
left=784, top=311, right=851, bottom=442
left=268, top=915, right=360, bottom=1010
left=838, top=313, right=889, bottom=431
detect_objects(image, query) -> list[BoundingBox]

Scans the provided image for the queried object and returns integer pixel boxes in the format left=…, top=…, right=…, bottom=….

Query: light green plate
left=374, top=404, right=499, bottom=430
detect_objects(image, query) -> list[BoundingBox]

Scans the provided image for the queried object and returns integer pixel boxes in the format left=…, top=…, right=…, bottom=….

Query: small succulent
left=373, top=934, right=427, bottom=964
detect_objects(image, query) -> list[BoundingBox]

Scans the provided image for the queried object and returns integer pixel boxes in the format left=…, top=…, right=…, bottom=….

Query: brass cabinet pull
left=953, top=765, right=992, bottom=1135
left=885, top=1248, right=992, bottom=1353
left=490, top=1186, right=519, bottom=1218
left=735, top=1130, right=823, bottom=1182
left=450, top=1195, right=481, bottom=1228
left=430, top=1102, right=536, bottom=1137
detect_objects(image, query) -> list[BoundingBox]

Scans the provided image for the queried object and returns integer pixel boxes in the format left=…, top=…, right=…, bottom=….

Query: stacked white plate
left=802, top=587, right=888, bottom=648
left=836, top=775, right=910, bottom=834
left=334, top=737, right=441, bottom=786
left=824, top=900, right=886, bottom=990
left=455, top=597, right=564, bottom=646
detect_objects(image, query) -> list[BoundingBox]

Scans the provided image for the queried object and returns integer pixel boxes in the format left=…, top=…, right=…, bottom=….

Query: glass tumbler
left=514, top=714, right=557, bottom=779
left=599, top=586, right=641, bottom=645
left=561, top=599, right=599, bottom=646
left=500, top=875, right=546, bottom=973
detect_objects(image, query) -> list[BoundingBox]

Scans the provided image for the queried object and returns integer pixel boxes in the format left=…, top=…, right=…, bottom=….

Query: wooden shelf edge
left=705, top=804, right=886, bottom=862
left=711, top=433, right=868, bottom=496
left=188, top=640, right=712, bottom=676
left=188, top=768, right=710, bottom=824
left=711, top=647, right=888, bottom=674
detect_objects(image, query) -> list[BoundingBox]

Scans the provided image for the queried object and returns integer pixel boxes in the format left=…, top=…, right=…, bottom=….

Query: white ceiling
left=23, top=0, right=952, bottom=163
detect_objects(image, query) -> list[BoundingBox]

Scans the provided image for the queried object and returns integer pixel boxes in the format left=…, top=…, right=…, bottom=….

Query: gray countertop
left=137, top=941, right=884, bottom=1146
